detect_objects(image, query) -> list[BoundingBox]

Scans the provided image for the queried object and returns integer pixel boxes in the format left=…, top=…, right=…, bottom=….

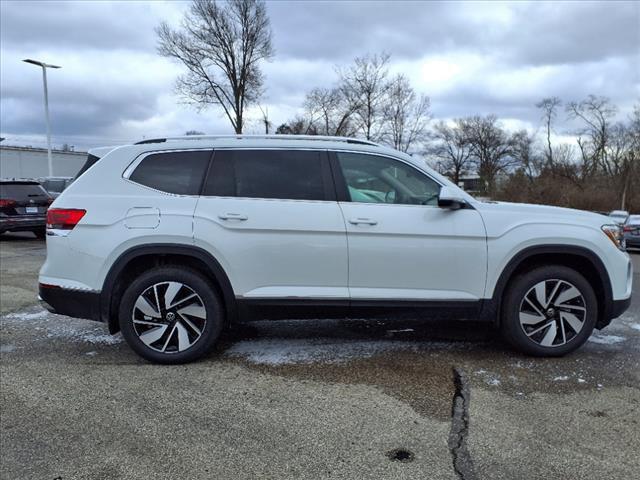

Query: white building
left=0, top=145, right=87, bottom=179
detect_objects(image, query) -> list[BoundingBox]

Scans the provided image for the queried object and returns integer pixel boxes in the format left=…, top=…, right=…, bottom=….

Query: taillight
left=0, top=199, right=16, bottom=208
left=46, top=208, right=86, bottom=230
left=623, top=226, right=632, bottom=232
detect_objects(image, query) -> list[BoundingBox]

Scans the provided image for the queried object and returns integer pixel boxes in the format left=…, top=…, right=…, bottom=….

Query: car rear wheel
left=501, top=265, right=597, bottom=356
left=119, top=267, right=224, bottom=364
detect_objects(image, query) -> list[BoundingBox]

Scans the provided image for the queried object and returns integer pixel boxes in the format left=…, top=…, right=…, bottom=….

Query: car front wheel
left=501, top=265, right=597, bottom=356
left=119, top=267, right=224, bottom=364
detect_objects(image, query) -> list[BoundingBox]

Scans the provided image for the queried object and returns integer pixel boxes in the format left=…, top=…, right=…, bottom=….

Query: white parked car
left=609, top=210, right=629, bottom=225
left=39, top=135, right=633, bottom=363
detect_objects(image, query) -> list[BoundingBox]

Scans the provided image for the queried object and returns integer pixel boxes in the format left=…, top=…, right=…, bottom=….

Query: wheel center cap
left=546, top=307, right=556, bottom=318
left=166, top=312, right=176, bottom=322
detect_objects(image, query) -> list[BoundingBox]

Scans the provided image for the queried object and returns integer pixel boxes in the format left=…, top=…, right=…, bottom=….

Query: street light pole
left=23, top=59, right=61, bottom=177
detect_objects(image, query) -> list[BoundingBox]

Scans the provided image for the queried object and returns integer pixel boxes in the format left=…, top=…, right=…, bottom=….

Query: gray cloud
left=0, top=0, right=638, bottom=150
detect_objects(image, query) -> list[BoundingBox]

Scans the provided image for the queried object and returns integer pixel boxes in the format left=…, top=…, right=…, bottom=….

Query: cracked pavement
left=1, top=232, right=639, bottom=479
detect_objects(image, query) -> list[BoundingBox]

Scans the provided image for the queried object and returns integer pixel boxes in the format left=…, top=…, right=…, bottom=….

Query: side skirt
left=237, top=298, right=487, bottom=323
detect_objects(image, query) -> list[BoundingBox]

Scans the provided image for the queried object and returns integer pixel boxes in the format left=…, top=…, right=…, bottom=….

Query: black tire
left=33, top=228, right=46, bottom=239
left=119, top=266, right=224, bottom=364
left=501, top=265, right=597, bottom=357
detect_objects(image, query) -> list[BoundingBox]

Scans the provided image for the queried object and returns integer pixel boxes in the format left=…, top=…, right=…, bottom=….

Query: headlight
left=602, top=224, right=626, bottom=250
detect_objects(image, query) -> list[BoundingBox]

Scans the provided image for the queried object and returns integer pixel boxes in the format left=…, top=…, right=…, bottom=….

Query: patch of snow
left=630, top=323, right=640, bottom=332
left=78, top=333, right=122, bottom=345
left=224, top=338, right=431, bottom=365
left=5, top=310, right=48, bottom=321
left=487, top=378, right=501, bottom=386
left=588, top=333, right=626, bottom=345
left=85, top=351, right=98, bottom=356
left=0, top=344, right=17, bottom=353
left=577, top=378, right=587, bottom=384
left=553, top=376, right=569, bottom=381
left=42, top=323, right=123, bottom=346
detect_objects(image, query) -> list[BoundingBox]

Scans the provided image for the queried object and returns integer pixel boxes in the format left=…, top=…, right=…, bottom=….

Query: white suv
left=38, top=135, right=633, bottom=363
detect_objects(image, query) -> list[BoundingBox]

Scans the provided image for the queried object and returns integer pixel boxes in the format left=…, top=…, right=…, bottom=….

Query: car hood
left=474, top=200, right=611, bottom=233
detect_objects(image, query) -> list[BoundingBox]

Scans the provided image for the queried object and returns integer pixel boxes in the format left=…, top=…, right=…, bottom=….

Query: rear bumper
left=38, top=283, right=102, bottom=321
left=0, top=216, right=46, bottom=232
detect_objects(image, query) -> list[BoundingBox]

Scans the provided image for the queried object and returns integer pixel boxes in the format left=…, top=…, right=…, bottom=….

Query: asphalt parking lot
left=1, top=232, right=639, bottom=480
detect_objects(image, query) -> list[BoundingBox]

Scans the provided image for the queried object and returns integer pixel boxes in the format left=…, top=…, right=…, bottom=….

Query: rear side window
left=203, top=149, right=330, bottom=201
left=129, top=150, right=212, bottom=195
left=0, top=183, right=49, bottom=200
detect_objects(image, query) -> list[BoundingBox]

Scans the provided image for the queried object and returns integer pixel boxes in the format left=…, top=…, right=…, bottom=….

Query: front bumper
left=611, top=296, right=631, bottom=319
left=38, top=283, right=102, bottom=321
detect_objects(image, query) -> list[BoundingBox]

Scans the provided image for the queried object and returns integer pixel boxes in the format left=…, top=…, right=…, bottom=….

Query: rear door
left=193, top=149, right=348, bottom=302
left=331, top=151, right=487, bottom=303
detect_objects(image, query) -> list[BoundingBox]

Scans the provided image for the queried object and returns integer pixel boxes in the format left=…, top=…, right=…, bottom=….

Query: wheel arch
left=101, top=244, right=237, bottom=334
left=485, top=244, right=613, bottom=329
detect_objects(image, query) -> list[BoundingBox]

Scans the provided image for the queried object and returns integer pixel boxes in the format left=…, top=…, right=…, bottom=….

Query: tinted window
left=75, top=153, right=101, bottom=180
left=336, top=152, right=441, bottom=206
left=0, top=183, right=49, bottom=200
left=204, top=150, right=328, bottom=201
left=129, top=150, right=211, bottom=195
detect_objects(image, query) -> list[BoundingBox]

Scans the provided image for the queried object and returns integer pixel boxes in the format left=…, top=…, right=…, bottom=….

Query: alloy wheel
left=132, top=281, right=207, bottom=353
left=518, top=279, right=587, bottom=347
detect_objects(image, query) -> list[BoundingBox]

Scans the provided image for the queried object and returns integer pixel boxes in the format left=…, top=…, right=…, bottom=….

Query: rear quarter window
left=128, top=150, right=212, bottom=195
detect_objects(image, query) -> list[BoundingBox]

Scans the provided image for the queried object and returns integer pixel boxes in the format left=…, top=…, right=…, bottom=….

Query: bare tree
left=535, top=96, right=562, bottom=167
left=380, top=74, right=430, bottom=153
left=275, top=116, right=317, bottom=135
left=431, top=120, right=471, bottom=184
left=185, top=130, right=205, bottom=135
left=157, top=0, right=274, bottom=134
left=258, top=105, right=271, bottom=134
left=566, top=95, right=617, bottom=176
left=338, top=52, right=391, bottom=140
left=461, top=115, right=518, bottom=194
left=303, top=87, right=359, bottom=136
left=511, top=129, right=541, bottom=185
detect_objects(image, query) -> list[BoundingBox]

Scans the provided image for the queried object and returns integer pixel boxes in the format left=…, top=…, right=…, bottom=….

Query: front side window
left=129, top=150, right=211, bottom=195
left=203, top=149, right=328, bottom=201
left=336, top=152, right=441, bottom=206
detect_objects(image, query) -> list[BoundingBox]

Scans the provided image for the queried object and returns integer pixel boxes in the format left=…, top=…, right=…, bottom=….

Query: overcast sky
left=1, top=0, right=638, bottom=151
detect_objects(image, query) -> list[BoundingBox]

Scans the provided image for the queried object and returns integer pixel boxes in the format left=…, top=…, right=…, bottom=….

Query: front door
left=332, top=151, right=487, bottom=304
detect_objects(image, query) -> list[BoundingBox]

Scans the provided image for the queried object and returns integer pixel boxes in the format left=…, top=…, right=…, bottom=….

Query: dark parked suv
left=0, top=180, right=52, bottom=238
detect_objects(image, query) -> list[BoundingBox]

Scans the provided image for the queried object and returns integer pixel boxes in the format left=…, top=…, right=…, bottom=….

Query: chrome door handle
left=218, top=213, right=248, bottom=221
left=349, top=218, right=378, bottom=226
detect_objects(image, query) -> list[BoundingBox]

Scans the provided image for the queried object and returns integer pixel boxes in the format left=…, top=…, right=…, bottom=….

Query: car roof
left=627, top=215, right=640, bottom=223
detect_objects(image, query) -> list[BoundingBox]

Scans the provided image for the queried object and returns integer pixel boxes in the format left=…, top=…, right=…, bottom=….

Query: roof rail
left=134, top=134, right=380, bottom=147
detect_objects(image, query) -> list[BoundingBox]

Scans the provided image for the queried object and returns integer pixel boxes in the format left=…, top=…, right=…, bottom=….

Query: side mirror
left=438, top=186, right=468, bottom=210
